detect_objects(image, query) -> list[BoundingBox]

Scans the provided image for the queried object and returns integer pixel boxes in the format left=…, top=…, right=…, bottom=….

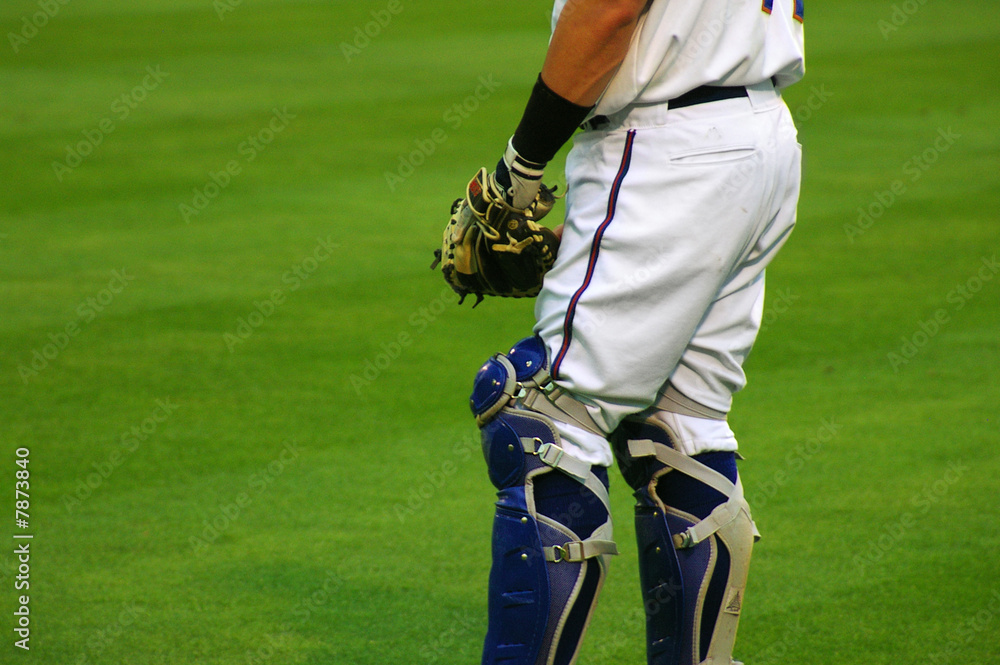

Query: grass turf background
left=1, top=0, right=999, bottom=663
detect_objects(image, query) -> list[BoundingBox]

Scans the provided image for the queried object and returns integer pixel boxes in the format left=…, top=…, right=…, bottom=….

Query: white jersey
left=552, top=0, right=805, bottom=115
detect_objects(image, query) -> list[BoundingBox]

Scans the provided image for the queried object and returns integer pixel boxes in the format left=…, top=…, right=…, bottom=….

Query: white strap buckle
left=536, top=442, right=564, bottom=467
left=544, top=539, right=619, bottom=563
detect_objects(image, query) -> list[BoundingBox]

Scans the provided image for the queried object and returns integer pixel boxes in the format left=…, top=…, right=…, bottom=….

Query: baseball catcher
left=433, top=0, right=805, bottom=663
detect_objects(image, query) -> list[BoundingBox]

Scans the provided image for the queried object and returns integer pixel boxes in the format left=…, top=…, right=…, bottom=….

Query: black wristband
left=511, top=75, right=594, bottom=165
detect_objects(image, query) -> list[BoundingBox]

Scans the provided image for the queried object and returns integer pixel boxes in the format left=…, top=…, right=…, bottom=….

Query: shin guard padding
left=613, top=419, right=757, bottom=665
left=474, top=339, right=617, bottom=665
left=480, top=408, right=616, bottom=665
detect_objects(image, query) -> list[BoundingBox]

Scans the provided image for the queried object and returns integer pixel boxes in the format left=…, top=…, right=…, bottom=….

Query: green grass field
left=2, top=1, right=999, bottom=663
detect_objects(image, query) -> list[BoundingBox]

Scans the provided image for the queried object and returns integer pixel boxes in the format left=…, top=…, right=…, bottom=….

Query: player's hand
left=492, top=138, right=547, bottom=210
left=431, top=168, right=561, bottom=306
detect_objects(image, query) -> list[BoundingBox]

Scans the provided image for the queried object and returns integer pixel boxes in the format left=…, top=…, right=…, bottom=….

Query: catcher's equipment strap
left=543, top=537, right=619, bottom=564
left=520, top=436, right=618, bottom=563
left=521, top=437, right=591, bottom=484
left=628, top=438, right=760, bottom=548
left=654, top=384, right=728, bottom=421
left=520, top=385, right=605, bottom=439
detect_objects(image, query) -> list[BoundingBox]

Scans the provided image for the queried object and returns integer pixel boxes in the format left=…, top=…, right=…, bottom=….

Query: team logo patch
left=468, top=177, right=482, bottom=199
left=724, top=589, right=743, bottom=615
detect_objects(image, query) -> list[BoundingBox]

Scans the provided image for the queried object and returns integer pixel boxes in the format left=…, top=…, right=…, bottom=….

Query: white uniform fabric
left=551, top=0, right=805, bottom=116
left=536, top=82, right=802, bottom=466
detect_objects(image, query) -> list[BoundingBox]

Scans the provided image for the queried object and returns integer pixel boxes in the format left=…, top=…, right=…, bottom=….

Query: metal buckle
left=550, top=545, right=568, bottom=563
left=536, top=442, right=563, bottom=468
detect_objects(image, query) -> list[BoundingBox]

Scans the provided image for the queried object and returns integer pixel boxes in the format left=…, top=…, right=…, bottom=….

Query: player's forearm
left=541, top=0, right=647, bottom=106
left=490, top=0, right=646, bottom=209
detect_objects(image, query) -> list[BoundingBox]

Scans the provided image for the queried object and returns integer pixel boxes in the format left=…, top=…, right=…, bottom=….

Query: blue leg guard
left=472, top=337, right=618, bottom=665
left=611, top=415, right=759, bottom=665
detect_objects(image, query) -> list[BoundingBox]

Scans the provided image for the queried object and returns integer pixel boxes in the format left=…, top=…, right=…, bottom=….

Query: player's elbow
left=597, top=0, right=648, bottom=31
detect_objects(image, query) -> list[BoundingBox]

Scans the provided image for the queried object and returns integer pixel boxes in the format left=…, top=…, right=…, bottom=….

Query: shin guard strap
left=524, top=438, right=592, bottom=483
left=521, top=438, right=619, bottom=564
left=627, top=438, right=759, bottom=548
left=544, top=538, right=619, bottom=563
left=520, top=384, right=605, bottom=438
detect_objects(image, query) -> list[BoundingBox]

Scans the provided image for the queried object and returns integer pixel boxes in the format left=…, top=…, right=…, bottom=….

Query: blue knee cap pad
left=505, top=335, right=549, bottom=382
left=471, top=355, right=516, bottom=424
left=471, top=335, right=549, bottom=426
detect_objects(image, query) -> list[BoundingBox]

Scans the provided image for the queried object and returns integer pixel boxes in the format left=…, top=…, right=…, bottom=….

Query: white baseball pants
left=534, top=81, right=802, bottom=465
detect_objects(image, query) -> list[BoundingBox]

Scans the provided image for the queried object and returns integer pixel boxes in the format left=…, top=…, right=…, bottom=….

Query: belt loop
left=580, top=115, right=610, bottom=132
left=746, top=79, right=778, bottom=111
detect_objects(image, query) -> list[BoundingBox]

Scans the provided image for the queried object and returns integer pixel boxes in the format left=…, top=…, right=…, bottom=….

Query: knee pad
left=473, top=336, right=618, bottom=665
left=611, top=415, right=758, bottom=665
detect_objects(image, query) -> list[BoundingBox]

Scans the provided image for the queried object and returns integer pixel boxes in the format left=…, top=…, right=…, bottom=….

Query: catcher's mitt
left=431, top=168, right=561, bottom=306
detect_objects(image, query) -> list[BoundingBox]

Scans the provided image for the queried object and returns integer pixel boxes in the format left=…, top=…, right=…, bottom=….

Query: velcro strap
left=521, top=364, right=550, bottom=390
left=627, top=438, right=657, bottom=458
left=544, top=538, right=619, bottom=563
left=672, top=497, right=743, bottom=549
left=628, top=437, right=758, bottom=549
left=629, top=438, right=736, bottom=498
left=654, top=384, right=727, bottom=420
left=520, top=438, right=590, bottom=483
left=520, top=386, right=605, bottom=438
